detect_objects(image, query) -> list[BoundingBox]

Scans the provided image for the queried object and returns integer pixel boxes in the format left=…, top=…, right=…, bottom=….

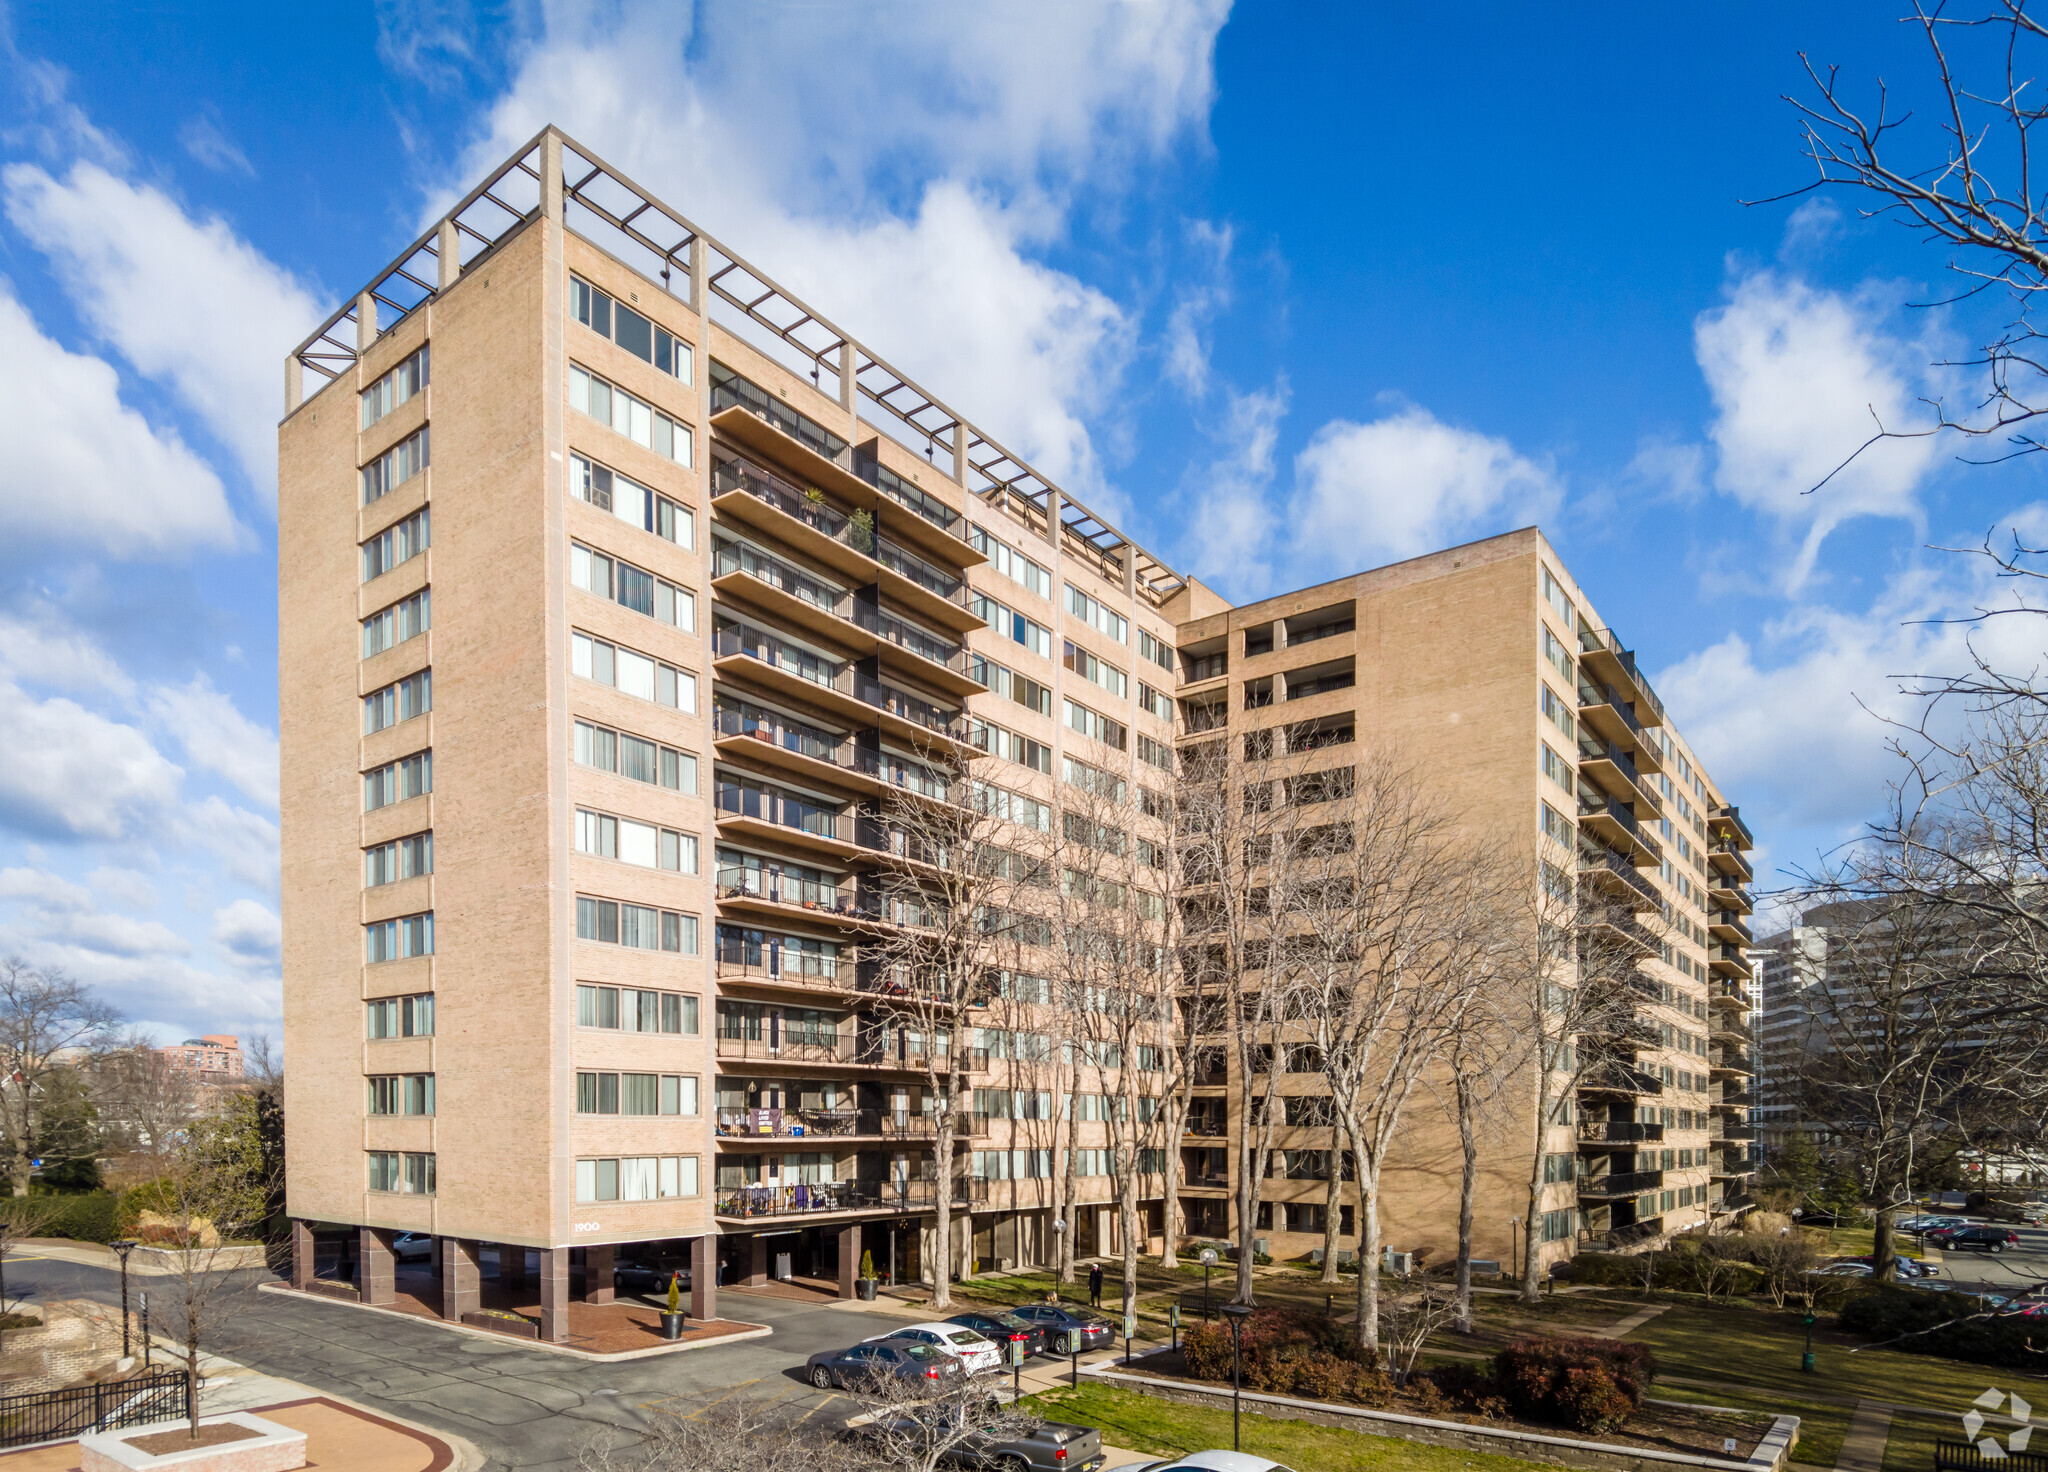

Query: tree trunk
left=1872, top=1200, right=1899, bottom=1284
left=1118, top=1154, right=1140, bottom=1316
left=1057, top=1099, right=1079, bottom=1284
left=1350, top=1138, right=1381, bottom=1358
left=1319, top=1164, right=1342, bottom=1284
left=1455, top=1076, right=1478, bottom=1333
left=931, top=1070, right=956, bottom=1309
left=1157, top=1091, right=1185, bottom=1269
left=1520, top=1080, right=1550, bottom=1304
left=1234, top=1108, right=1258, bottom=1304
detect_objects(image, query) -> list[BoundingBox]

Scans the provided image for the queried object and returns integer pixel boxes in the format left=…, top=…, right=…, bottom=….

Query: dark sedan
left=613, top=1259, right=690, bottom=1296
left=946, top=1311, right=1049, bottom=1360
left=1930, top=1225, right=2022, bottom=1253
left=1010, top=1302, right=1115, bottom=1353
left=858, top=1406, right=1104, bottom=1472
left=807, top=1340, right=966, bottom=1391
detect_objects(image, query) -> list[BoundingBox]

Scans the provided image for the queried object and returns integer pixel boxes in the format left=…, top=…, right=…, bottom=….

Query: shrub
left=1181, top=1306, right=1360, bottom=1384
left=36, top=1192, right=120, bottom=1244
left=1423, top=1362, right=1509, bottom=1418
left=1495, top=1337, right=1657, bottom=1433
left=1839, top=1287, right=2041, bottom=1369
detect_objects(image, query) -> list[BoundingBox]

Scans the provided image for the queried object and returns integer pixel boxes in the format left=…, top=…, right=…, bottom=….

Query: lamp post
left=1199, top=1246, right=1218, bottom=1322
left=110, top=1239, right=138, bottom=1359
left=1801, top=1312, right=1816, bottom=1373
left=1509, top=1217, right=1521, bottom=1283
left=1222, top=1302, right=1253, bottom=1452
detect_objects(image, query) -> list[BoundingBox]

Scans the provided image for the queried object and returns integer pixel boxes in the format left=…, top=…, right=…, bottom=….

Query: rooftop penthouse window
left=1286, top=603, right=1356, bottom=646
left=710, top=361, right=848, bottom=465
left=572, top=276, right=693, bottom=382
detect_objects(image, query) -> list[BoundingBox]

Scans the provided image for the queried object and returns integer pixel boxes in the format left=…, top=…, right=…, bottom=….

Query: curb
left=1079, top=1363, right=1801, bottom=1471
left=255, top=1282, right=772, bottom=1362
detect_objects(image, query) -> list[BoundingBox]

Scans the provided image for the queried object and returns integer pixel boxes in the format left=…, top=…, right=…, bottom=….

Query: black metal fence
left=0, top=1370, right=191, bottom=1450
left=1937, top=1440, right=2048, bottom=1472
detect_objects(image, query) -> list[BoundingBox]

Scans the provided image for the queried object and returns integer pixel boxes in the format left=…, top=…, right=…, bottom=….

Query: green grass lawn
left=1025, top=1383, right=1561, bottom=1472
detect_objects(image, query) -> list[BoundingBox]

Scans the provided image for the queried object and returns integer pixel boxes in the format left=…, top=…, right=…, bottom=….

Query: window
left=365, top=832, right=432, bottom=886
left=1541, top=683, right=1575, bottom=740
left=1540, top=802, right=1573, bottom=846
left=1541, top=743, right=1572, bottom=791
left=1065, top=584, right=1128, bottom=643
left=570, top=363, right=694, bottom=466
left=361, top=345, right=429, bottom=429
left=570, top=276, right=694, bottom=382
left=361, top=427, right=429, bottom=505
left=1542, top=566, right=1575, bottom=630
left=970, top=655, right=1051, bottom=716
left=1542, top=626, right=1574, bottom=683
left=1285, top=766, right=1354, bottom=806
left=1139, top=630, right=1173, bottom=672
left=363, top=589, right=430, bottom=658
left=367, top=1073, right=434, bottom=1116
left=577, top=984, right=700, bottom=1035
left=1063, top=641, right=1128, bottom=699
left=365, top=913, right=433, bottom=963
left=1539, top=1208, right=1577, bottom=1243
left=1064, top=698, right=1127, bottom=751
left=362, top=509, right=429, bottom=582
left=366, top=993, right=434, bottom=1038
left=363, top=670, right=431, bottom=734
left=576, top=1072, right=695, bottom=1116
left=1136, top=734, right=1173, bottom=772
left=363, top=751, right=432, bottom=811
left=968, top=718, right=1051, bottom=774
left=571, top=452, right=694, bottom=549
left=971, top=592, right=1052, bottom=658
left=367, top=1151, right=435, bottom=1195
left=575, top=808, right=699, bottom=873
left=571, top=542, right=697, bottom=633
left=575, top=719, right=697, bottom=794
left=969, top=527, right=1051, bottom=599
left=576, top=1155, right=699, bottom=1202
left=972, top=782, right=1051, bottom=831
left=572, top=631, right=697, bottom=713
left=1062, top=756, right=1125, bottom=803
left=576, top=894, right=699, bottom=954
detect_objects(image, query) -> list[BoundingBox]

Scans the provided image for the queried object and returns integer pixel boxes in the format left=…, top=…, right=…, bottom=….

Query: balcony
left=1578, top=1169, right=1664, bottom=1200
left=1285, top=660, right=1355, bottom=701
left=1285, top=617, right=1354, bottom=648
left=1183, top=653, right=1229, bottom=685
left=1714, top=1089, right=1755, bottom=1110
left=1579, top=680, right=1647, bottom=746
left=713, top=619, right=967, bottom=750
left=1579, top=843, right=1658, bottom=903
left=715, top=1107, right=977, bottom=1143
left=1577, top=1120, right=1665, bottom=1147
left=715, top=1029, right=989, bottom=1075
left=1586, top=912, right=1659, bottom=956
left=1710, top=1152, right=1755, bottom=1179
left=1710, top=945, right=1754, bottom=981
left=714, top=701, right=949, bottom=804
left=1711, top=804, right=1755, bottom=850
left=1184, top=1114, right=1228, bottom=1138
left=1578, top=737, right=1660, bottom=813
left=714, top=937, right=852, bottom=995
left=713, top=1176, right=988, bottom=1221
left=1577, top=627, right=1666, bottom=727
left=1709, top=910, right=1754, bottom=946
left=1581, top=794, right=1663, bottom=867
left=1712, top=1123, right=1758, bottom=1143
left=1580, top=1062, right=1664, bottom=1097
left=1710, top=1047, right=1754, bottom=1077
left=1708, top=879, right=1754, bottom=915
left=1709, top=841, right=1755, bottom=883
left=1709, top=1013, right=1754, bottom=1046
left=854, top=452, right=983, bottom=569
left=1709, top=982, right=1750, bottom=1012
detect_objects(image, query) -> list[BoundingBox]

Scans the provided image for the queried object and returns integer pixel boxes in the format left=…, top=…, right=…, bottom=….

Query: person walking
left=1088, top=1261, right=1103, bottom=1308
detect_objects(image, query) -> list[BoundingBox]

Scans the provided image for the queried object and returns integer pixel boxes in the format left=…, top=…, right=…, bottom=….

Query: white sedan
left=866, top=1321, right=1002, bottom=1373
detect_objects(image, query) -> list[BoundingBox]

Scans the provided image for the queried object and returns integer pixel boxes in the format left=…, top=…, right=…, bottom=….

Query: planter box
left=462, top=1310, right=538, bottom=1339
left=81, top=1412, right=306, bottom=1472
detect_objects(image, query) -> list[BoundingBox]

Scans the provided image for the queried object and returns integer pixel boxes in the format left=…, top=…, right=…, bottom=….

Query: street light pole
left=110, top=1239, right=137, bottom=1359
left=1222, top=1302, right=1253, bottom=1453
left=1199, top=1246, right=1218, bottom=1322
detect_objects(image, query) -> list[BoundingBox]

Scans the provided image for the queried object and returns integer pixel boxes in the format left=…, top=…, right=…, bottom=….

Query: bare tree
left=146, top=1091, right=274, bottom=1436
left=1377, top=1275, right=1464, bottom=1386
left=93, top=1036, right=201, bottom=1164
left=862, top=740, right=1036, bottom=1308
left=1437, top=978, right=1518, bottom=1332
left=577, top=1399, right=864, bottom=1472
left=847, top=1373, right=1041, bottom=1472
left=0, top=961, right=119, bottom=1197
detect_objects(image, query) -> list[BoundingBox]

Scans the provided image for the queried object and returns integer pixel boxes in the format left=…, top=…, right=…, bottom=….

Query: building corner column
left=539, top=1247, right=569, bottom=1342
left=289, top=1221, right=314, bottom=1289
left=540, top=131, right=565, bottom=225
left=436, top=218, right=461, bottom=291
left=284, top=355, right=302, bottom=416
left=355, top=291, right=378, bottom=352
left=837, top=1221, right=862, bottom=1300
left=440, top=1238, right=480, bottom=1321
left=690, top=1233, right=716, bottom=1322
left=355, top=1227, right=395, bottom=1306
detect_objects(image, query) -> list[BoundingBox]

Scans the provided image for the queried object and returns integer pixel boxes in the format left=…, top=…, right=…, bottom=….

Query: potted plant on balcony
left=856, top=1249, right=879, bottom=1301
left=849, top=508, right=875, bottom=554
left=660, top=1272, right=687, bottom=1339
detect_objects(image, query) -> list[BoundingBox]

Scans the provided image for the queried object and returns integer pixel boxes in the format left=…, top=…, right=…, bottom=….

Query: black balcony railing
left=1184, top=654, right=1228, bottom=683
left=715, top=773, right=854, bottom=845
left=713, top=1176, right=986, bottom=1219
left=1579, top=680, right=1645, bottom=738
left=715, top=1107, right=973, bottom=1142
left=853, top=601, right=967, bottom=674
left=714, top=933, right=847, bottom=985
left=1579, top=1169, right=1664, bottom=1198
left=856, top=454, right=970, bottom=544
left=1286, top=619, right=1354, bottom=647
left=712, top=364, right=851, bottom=464
left=713, top=536, right=851, bottom=618
left=1576, top=1120, right=1665, bottom=1144
left=1580, top=1062, right=1664, bottom=1096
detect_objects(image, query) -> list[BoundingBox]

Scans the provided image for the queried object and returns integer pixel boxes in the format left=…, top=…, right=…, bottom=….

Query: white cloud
left=147, top=676, right=279, bottom=810
left=1289, top=404, right=1561, bottom=575
left=440, top=0, right=1228, bottom=499
left=1695, top=269, right=1943, bottom=588
left=177, top=112, right=254, bottom=176
left=2, top=160, right=324, bottom=503
left=0, top=608, right=136, bottom=699
left=211, top=898, right=280, bottom=962
left=87, top=866, right=159, bottom=913
left=0, top=286, right=242, bottom=559
left=176, top=797, right=280, bottom=893
left=0, top=683, right=183, bottom=842
left=0, top=867, right=188, bottom=958
left=1177, top=381, right=1289, bottom=597
left=1162, top=220, right=1235, bottom=399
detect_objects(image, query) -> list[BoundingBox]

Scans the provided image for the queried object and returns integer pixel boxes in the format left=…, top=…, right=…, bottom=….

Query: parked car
left=1901, top=1215, right=1967, bottom=1236
left=1837, top=1256, right=1938, bottom=1278
left=946, top=1311, right=1049, bottom=1360
left=1009, top=1303, right=1115, bottom=1354
left=1808, top=1262, right=1873, bottom=1278
left=807, top=1340, right=966, bottom=1391
left=869, top=1322, right=1003, bottom=1374
left=613, top=1259, right=689, bottom=1296
left=390, top=1232, right=434, bottom=1263
left=1927, top=1225, right=2022, bottom=1253
left=856, top=1404, right=1105, bottom=1472
left=1129, top=1454, right=1301, bottom=1472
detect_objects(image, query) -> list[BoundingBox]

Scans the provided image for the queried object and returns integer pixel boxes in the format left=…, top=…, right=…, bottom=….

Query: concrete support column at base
left=838, top=1221, right=862, bottom=1300
left=290, top=1221, right=313, bottom=1290
left=690, top=1234, right=715, bottom=1322
left=584, top=1243, right=615, bottom=1304
left=745, top=1234, right=767, bottom=1287
left=440, top=1238, right=480, bottom=1322
left=539, top=1248, right=569, bottom=1343
left=356, top=1228, right=395, bottom=1306
left=499, top=1244, right=527, bottom=1289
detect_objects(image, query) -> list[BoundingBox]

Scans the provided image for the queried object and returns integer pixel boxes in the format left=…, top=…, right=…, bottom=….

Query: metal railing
left=858, top=456, right=971, bottom=544
left=714, top=1177, right=986, bottom=1219
left=854, top=601, right=967, bottom=673
left=1286, top=619, right=1354, bottom=647
left=1579, top=681, right=1645, bottom=738
left=1579, top=1169, right=1664, bottom=1197
left=874, top=537, right=966, bottom=606
left=715, top=1032, right=849, bottom=1064
left=713, top=940, right=847, bottom=986
left=712, top=367, right=851, bottom=465
left=714, top=619, right=855, bottom=697
left=1576, top=1120, right=1664, bottom=1144
left=713, top=537, right=851, bottom=617
left=715, top=1108, right=971, bottom=1141
left=0, top=1370, right=191, bottom=1450
left=714, top=774, right=855, bottom=844
left=1712, top=911, right=1755, bottom=945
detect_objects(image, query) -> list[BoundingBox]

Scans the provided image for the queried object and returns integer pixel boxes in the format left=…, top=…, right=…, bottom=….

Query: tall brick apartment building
left=278, top=127, right=1754, bottom=1340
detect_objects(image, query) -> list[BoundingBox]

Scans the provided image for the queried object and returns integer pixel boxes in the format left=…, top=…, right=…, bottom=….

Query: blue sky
left=1, top=1, right=2040, bottom=1040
